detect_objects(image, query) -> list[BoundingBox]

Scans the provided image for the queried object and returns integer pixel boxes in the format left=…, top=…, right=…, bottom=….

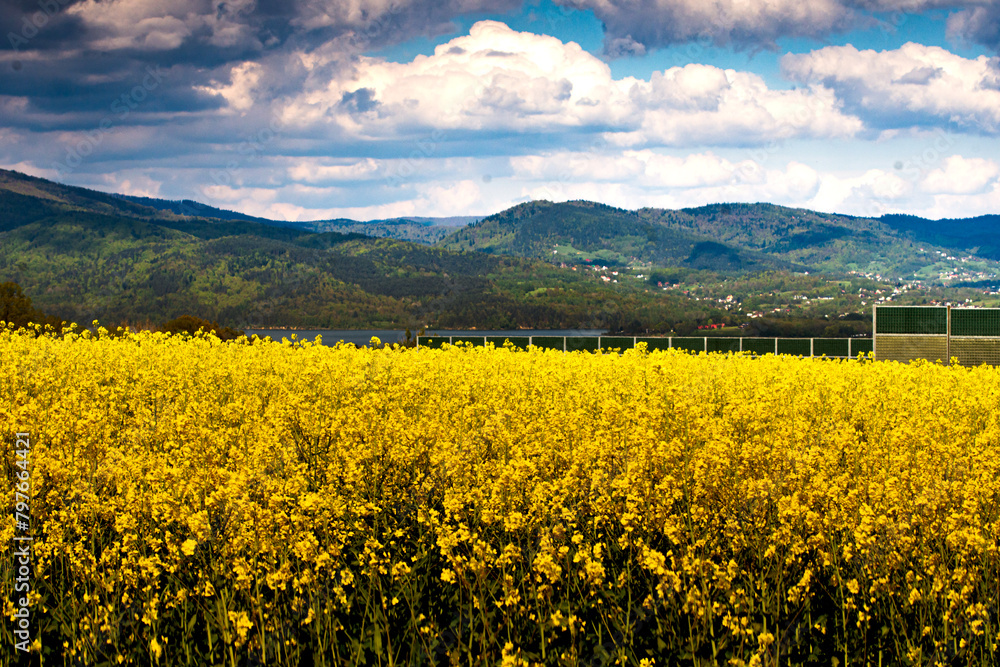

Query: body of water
left=244, top=329, right=609, bottom=347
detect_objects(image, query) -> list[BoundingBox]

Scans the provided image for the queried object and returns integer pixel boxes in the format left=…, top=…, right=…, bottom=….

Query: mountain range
left=1, top=167, right=997, bottom=330
left=439, top=199, right=1000, bottom=280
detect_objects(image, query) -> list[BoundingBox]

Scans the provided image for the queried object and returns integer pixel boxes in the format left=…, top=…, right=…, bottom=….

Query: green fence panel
left=776, top=339, right=812, bottom=356
left=637, top=337, right=672, bottom=351
left=741, top=338, right=777, bottom=356
left=813, top=338, right=850, bottom=357
left=531, top=336, right=565, bottom=351
left=600, top=336, right=635, bottom=351
left=452, top=336, right=486, bottom=347
left=566, top=337, right=600, bottom=352
left=486, top=336, right=530, bottom=350
left=875, top=306, right=947, bottom=334
left=706, top=338, right=741, bottom=354
left=670, top=337, right=705, bottom=353
left=850, top=339, right=874, bottom=357
left=951, top=309, right=1000, bottom=337
left=417, top=336, right=449, bottom=349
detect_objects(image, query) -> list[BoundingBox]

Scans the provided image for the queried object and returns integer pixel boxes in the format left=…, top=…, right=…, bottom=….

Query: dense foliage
left=1, top=185, right=701, bottom=330
left=3, top=330, right=999, bottom=665
left=438, top=200, right=1000, bottom=278
left=0, top=281, right=63, bottom=331
left=438, top=201, right=792, bottom=272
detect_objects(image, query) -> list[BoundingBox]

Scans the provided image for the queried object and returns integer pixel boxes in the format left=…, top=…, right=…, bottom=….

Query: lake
left=244, top=329, right=609, bottom=347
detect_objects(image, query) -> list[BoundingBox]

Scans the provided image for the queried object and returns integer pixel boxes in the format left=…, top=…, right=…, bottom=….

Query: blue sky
left=2, top=0, right=1000, bottom=221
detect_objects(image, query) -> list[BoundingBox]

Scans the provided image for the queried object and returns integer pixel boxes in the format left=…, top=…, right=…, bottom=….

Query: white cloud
left=99, top=172, right=163, bottom=198
left=620, top=66, right=861, bottom=146
left=0, top=161, right=64, bottom=182
left=782, top=43, right=1000, bottom=133
left=918, top=182, right=1000, bottom=219
left=63, top=145, right=994, bottom=222
left=921, top=155, right=1000, bottom=195
left=287, top=158, right=381, bottom=183
left=281, top=21, right=860, bottom=147
left=198, top=183, right=277, bottom=206
left=510, top=149, right=822, bottom=210
left=196, top=62, right=265, bottom=113
left=284, top=20, right=640, bottom=134
left=275, top=179, right=485, bottom=221
left=511, top=150, right=742, bottom=188
left=802, top=160, right=1000, bottom=218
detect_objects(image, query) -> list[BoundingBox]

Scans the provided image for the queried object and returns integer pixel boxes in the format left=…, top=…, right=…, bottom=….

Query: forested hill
left=438, top=200, right=1000, bottom=278
left=2, top=167, right=997, bottom=331
left=879, top=213, right=1000, bottom=260
left=8, top=167, right=995, bottom=275
left=0, top=169, right=705, bottom=330
left=436, top=200, right=802, bottom=273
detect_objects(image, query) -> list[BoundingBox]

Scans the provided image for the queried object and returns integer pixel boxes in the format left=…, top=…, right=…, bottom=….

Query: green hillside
left=644, top=203, right=925, bottom=275
left=0, top=170, right=713, bottom=330
left=2, top=168, right=996, bottom=334
left=437, top=200, right=800, bottom=272
left=438, top=199, right=1000, bottom=281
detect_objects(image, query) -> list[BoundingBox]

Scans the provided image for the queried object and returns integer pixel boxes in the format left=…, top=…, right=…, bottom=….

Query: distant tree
left=0, top=282, right=64, bottom=330
left=160, top=315, right=245, bottom=341
left=0, top=282, right=35, bottom=325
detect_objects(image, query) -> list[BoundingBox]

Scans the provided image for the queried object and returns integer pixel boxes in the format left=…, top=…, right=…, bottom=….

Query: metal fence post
left=946, top=306, right=951, bottom=365
left=810, top=338, right=814, bottom=358
left=872, top=306, right=878, bottom=361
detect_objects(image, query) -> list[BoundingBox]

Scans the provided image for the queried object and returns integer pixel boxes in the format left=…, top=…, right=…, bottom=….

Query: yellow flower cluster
left=2, top=326, right=999, bottom=666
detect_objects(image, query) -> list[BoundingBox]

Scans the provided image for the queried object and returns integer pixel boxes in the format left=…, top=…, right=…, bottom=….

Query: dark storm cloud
left=948, top=5, right=1000, bottom=52
left=2, top=0, right=88, bottom=54
left=0, top=0, right=521, bottom=149
left=552, top=0, right=1000, bottom=53
left=0, top=59, right=224, bottom=124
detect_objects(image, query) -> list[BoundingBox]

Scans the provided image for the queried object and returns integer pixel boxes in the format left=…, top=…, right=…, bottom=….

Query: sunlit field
left=2, top=326, right=999, bottom=666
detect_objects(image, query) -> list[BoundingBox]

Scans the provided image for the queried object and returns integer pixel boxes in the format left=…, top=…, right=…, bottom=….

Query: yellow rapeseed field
left=2, top=324, right=999, bottom=666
